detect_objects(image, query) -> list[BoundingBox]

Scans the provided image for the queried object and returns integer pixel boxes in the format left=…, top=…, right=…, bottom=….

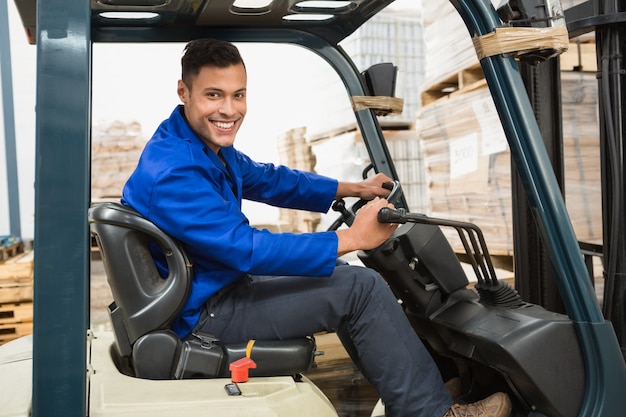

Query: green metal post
left=32, top=0, right=91, bottom=415
left=450, top=0, right=626, bottom=415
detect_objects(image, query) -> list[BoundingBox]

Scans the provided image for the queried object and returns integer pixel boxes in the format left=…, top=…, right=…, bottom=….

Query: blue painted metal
left=0, top=0, right=21, bottom=237
left=32, top=0, right=91, bottom=415
left=450, top=0, right=626, bottom=415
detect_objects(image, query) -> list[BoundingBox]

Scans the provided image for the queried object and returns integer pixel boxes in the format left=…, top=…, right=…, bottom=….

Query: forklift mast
left=511, top=0, right=626, bottom=359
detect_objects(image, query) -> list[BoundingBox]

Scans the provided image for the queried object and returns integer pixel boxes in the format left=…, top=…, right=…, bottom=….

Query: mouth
left=211, top=119, right=237, bottom=131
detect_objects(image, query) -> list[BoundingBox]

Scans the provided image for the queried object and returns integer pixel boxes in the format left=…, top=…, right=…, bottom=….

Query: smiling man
left=122, top=39, right=510, bottom=417
left=177, top=55, right=247, bottom=153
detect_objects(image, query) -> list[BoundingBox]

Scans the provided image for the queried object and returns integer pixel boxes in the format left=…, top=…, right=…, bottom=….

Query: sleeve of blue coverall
left=234, top=149, right=339, bottom=213
left=148, top=159, right=339, bottom=278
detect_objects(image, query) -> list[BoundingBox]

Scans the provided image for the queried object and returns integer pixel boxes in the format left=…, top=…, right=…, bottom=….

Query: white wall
left=2, top=1, right=419, bottom=239
left=1, top=1, right=36, bottom=239
left=92, top=42, right=353, bottom=225
left=1, top=2, right=354, bottom=237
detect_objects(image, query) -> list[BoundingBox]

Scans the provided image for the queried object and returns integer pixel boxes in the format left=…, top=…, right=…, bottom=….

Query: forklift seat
left=89, top=202, right=316, bottom=380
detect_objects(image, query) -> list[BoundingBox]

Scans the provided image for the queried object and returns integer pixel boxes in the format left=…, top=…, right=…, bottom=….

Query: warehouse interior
left=0, top=1, right=610, bottom=415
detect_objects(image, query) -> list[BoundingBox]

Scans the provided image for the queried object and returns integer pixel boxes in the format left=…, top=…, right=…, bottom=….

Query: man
left=122, top=38, right=511, bottom=417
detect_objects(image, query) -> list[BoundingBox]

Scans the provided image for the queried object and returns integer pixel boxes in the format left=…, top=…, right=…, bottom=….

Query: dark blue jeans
left=194, top=264, right=453, bottom=417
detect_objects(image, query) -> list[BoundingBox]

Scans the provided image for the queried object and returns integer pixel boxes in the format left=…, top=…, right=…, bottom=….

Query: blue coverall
left=122, top=105, right=452, bottom=417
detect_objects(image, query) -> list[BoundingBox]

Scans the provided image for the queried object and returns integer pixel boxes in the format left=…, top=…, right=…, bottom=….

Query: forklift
left=1, top=0, right=625, bottom=416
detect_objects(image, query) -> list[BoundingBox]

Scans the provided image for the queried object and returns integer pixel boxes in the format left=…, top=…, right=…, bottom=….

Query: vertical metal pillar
left=32, top=0, right=91, bottom=415
left=513, top=58, right=567, bottom=314
left=596, top=0, right=626, bottom=357
left=451, top=1, right=626, bottom=414
left=0, top=0, right=21, bottom=237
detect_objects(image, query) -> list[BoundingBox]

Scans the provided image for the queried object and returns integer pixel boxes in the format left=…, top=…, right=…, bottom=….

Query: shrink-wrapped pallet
left=417, top=71, right=601, bottom=254
left=418, top=86, right=513, bottom=254
left=422, top=0, right=481, bottom=90
left=310, top=126, right=427, bottom=229
left=356, top=129, right=428, bottom=213
left=421, top=0, right=593, bottom=105
left=91, top=120, right=146, bottom=199
left=276, top=127, right=321, bottom=233
left=561, top=71, right=602, bottom=243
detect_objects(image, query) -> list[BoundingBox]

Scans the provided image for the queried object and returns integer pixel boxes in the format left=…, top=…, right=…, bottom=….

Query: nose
left=219, top=97, right=235, bottom=115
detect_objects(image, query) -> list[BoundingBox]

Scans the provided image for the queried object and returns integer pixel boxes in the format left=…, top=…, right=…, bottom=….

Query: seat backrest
left=89, top=202, right=191, bottom=345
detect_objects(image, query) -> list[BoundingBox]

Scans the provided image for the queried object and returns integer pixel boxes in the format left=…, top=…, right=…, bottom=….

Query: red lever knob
left=229, top=357, right=257, bottom=383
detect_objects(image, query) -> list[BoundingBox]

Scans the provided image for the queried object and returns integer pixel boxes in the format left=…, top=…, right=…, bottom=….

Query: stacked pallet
left=418, top=64, right=601, bottom=255
left=422, top=0, right=484, bottom=100
left=561, top=71, right=602, bottom=242
left=0, top=237, right=24, bottom=262
left=417, top=0, right=601, bottom=255
left=420, top=0, right=592, bottom=106
left=92, top=120, right=146, bottom=200
left=277, top=127, right=322, bottom=233
left=356, top=128, right=428, bottom=214
left=418, top=87, right=513, bottom=255
left=0, top=251, right=34, bottom=345
left=419, top=1, right=508, bottom=255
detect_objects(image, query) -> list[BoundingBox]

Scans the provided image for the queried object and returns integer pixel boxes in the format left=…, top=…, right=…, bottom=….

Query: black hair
left=181, top=39, right=245, bottom=88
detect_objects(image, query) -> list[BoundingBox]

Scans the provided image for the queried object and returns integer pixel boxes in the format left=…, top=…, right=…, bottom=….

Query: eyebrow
left=203, top=87, right=247, bottom=94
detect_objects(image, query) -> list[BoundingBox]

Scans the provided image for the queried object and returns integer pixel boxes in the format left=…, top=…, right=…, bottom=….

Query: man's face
left=178, top=63, right=247, bottom=154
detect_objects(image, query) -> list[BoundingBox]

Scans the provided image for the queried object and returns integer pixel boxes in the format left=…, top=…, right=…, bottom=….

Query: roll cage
left=11, top=0, right=626, bottom=415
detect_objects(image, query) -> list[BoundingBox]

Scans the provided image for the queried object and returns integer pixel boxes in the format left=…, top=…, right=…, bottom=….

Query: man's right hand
left=335, top=197, right=398, bottom=257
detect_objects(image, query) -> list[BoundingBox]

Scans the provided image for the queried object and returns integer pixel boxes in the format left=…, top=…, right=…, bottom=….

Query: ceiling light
left=98, top=11, right=160, bottom=20
left=282, top=13, right=335, bottom=21
left=98, top=0, right=168, bottom=5
left=294, top=1, right=352, bottom=10
left=232, top=0, right=273, bottom=8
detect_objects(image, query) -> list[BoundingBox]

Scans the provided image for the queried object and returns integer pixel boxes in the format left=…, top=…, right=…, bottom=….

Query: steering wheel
left=327, top=180, right=403, bottom=231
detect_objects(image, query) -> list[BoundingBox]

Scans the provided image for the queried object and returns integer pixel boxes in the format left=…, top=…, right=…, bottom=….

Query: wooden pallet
left=0, top=241, right=25, bottom=263
left=0, top=301, right=33, bottom=345
left=0, top=302, right=34, bottom=325
left=0, top=251, right=33, bottom=279
left=0, top=283, right=33, bottom=304
left=421, top=40, right=596, bottom=108
left=421, top=64, right=486, bottom=107
left=560, top=40, right=597, bottom=73
left=0, top=251, right=34, bottom=304
left=0, top=322, right=33, bottom=345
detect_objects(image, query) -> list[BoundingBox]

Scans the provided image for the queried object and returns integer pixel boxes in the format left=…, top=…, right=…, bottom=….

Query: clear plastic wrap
left=91, top=120, right=146, bottom=199
left=417, top=72, right=601, bottom=254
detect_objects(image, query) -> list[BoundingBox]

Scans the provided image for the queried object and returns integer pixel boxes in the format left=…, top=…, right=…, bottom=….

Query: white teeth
left=213, top=121, right=235, bottom=129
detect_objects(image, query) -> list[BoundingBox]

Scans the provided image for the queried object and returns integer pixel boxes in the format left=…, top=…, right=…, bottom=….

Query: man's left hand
left=335, top=173, right=393, bottom=200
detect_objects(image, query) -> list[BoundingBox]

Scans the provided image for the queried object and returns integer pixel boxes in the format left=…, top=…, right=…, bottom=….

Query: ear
left=177, top=80, right=188, bottom=103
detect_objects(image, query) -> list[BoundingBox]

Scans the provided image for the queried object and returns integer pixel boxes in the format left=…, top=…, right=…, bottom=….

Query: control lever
left=378, top=207, right=407, bottom=224
left=382, top=180, right=402, bottom=206
left=376, top=208, right=523, bottom=307
left=331, top=199, right=356, bottom=227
